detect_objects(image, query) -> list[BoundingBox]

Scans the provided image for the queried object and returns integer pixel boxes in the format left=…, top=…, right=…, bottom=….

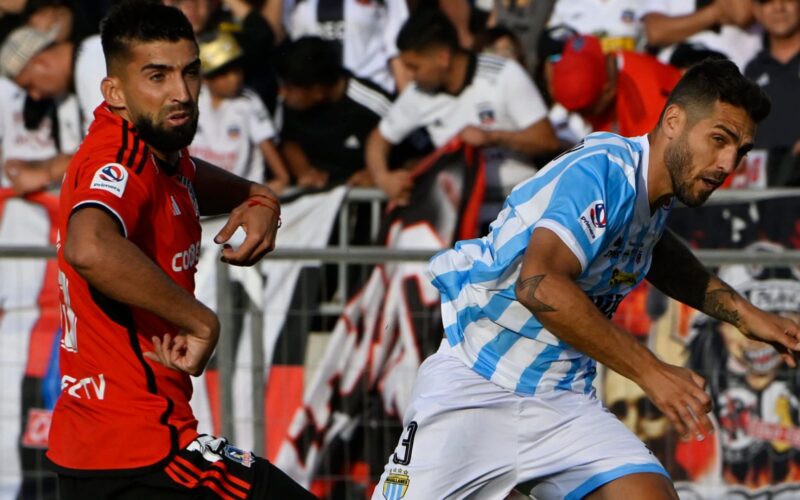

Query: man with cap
left=547, top=33, right=682, bottom=137
left=0, top=25, right=81, bottom=193
left=189, top=30, right=289, bottom=192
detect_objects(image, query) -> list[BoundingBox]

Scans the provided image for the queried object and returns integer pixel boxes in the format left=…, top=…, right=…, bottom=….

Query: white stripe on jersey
left=346, top=79, right=392, bottom=117
left=430, top=132, right=670, bottom=396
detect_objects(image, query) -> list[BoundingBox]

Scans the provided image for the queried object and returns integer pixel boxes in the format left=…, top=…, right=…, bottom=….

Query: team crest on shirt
left=578, top=199, right=607, bottom=242
left=477, top=103, right=496, bottom=125
left=90, top=163, right=128, bottom=197
left=227, top=125, right=241, bottom=139
left=383, top=468, right=410, bottom=500
left=222, top=444, right=254, bottom=468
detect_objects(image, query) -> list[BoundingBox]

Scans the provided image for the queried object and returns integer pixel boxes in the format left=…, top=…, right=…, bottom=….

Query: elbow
left=643, top=18, right=670, bottom=47
left=63, top=237, right=102, bottom=275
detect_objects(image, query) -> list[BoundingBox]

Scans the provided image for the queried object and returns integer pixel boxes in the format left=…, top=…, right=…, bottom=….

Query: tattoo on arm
left=703, top=283, right=742, bottom=327
left=516, top=275, right=557, bottom=313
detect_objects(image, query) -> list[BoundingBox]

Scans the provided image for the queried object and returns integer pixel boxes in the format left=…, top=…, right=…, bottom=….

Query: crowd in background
left=0, top=0, right=798, bottom=209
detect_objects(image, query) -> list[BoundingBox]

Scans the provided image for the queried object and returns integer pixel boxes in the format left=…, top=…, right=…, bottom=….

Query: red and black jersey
left=49, top=104, right=203, bottom=474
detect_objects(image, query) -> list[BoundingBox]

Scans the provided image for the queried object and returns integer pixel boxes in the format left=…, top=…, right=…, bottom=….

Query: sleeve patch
left=90, top=163, right=129, bottom=198
left=578, top=200, right=607, bottom=242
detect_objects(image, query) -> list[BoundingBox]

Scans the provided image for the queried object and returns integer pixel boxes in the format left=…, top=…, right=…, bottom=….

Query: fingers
left=214, top=212, right=241, bottom=245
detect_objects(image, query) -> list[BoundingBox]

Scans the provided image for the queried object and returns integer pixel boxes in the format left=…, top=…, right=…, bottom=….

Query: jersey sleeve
left=533, top=154, right=636, bottom=272
left=498, top=60, right=548, bottom=129
left=69, top=159, right=150, bottom=238
left=244, top=90, right=276, bottom=144
left=378, top=86, right=423, bottom=144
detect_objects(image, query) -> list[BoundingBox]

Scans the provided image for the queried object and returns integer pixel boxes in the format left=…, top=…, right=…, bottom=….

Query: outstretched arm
left=517, top=227, right=713, bottom=440
left=647, top=229, right=800, bottom=366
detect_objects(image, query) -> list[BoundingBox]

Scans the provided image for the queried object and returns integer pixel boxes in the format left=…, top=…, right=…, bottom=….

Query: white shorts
left=373, top=341, right=669, bottom=500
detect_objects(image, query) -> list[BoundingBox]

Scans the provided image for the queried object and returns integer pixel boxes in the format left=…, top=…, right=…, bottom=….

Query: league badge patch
left=90, top=163, right=128, bottom=197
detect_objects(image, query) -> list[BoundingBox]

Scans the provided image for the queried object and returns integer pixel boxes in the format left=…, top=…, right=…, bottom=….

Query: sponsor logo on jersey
left=609, top=268, right=638, bottom=287
left=222, top=444, right=254, bottom=468
left=90, top=163, right=128, bottom=197
left=21, top=408, right=52, bottom=449
left=61, top=373, right=106, bottom=400
left=172, top=241, right=201, bottom=272
left=579, top=199, right=607, bottom=242
left=383, top=468, right=410, bottom=500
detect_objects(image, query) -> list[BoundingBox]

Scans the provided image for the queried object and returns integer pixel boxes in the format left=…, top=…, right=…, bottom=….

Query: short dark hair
left=100, top=0, right=196, bottom=73
left=396, top=9, right=459, bottom=53
left=274, top=37, right=344, bottom=87
left=660, top=58, right=771, bottom=126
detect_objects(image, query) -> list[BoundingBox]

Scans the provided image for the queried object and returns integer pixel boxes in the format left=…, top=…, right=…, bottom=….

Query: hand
left=375, top=169, right=413, bottom=205
left=297, top=169, right=329, bottom=189
left=346, top=169, right=374, bottom=187
left=214, top=193, right=280, bottom=266
left=792, top=139, right=800, bottom=156
left=144, top=331, right=218, bottom=376
left=738, top=307, right=800, bottom=368
left=637, top=362, right=713, bottom=441
left=5, top=160, right=49, bottom=195
left=459, top=125, right=492, bottom=148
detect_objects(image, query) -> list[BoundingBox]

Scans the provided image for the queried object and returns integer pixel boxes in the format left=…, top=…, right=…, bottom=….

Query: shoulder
left=476, top=53, right=508, bottom=78
left=79, top=118, right=153, bottom=178
left=346, top=76, right=393, bottom=117
left=549, top=133, right=642, bottom=189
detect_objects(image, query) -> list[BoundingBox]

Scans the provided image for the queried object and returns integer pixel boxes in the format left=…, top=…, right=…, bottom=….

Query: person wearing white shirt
left=366, top=9, right=560, bottom=207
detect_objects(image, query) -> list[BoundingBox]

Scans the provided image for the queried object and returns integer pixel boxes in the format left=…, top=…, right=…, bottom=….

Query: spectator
left=190, top=31, right=289, bottom=193
left=548, top=34, right=682, bottom=136
left=285, top=0, right=410, bottom=93
left=366, top=9, right=559, bottom=207
left=477, top=25, right=527, bottom=68
left=547, top=0, right=646, bottom=53
left=489, top=0, right=557, bottom=75
left=0, top=26, right=80, bottom=193
left=276, top=36, right=392, bottom=189
left=745, top=0, right=800, bottom=186
left=642, top=0, right=762, bottom=70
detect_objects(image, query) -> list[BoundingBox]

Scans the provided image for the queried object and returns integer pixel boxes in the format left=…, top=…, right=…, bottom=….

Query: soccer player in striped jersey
left=374, top=59, right=800, bottom=499
left=49, top=2, right=314, bottom=498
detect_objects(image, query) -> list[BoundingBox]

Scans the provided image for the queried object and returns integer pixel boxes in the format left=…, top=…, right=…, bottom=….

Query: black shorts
left=57, top=435, right=316, bottom=499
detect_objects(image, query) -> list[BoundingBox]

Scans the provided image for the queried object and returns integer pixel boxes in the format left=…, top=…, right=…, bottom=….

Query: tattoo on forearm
left=516, top=275, right=557, bottom=312
left=703, top=284, right=741, bottom=327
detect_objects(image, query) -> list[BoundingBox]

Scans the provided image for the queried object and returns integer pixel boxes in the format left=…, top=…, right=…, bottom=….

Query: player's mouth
left=166, top=112, right=191, bottom=126
left=699, top=176, right=723, bottom=190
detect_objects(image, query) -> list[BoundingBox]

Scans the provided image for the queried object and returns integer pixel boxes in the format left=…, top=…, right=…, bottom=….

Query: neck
left=646, top=130, right=675, bottom=212
left=210, top=93, right=224, bottom=109
left=769, top=31, right=800, bottom=64
left=444, top=50, right=470, bottom=95
left=326, top=76, right=348, bottom=103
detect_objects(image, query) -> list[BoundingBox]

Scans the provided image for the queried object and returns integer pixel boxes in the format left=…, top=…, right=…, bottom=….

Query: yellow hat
left=199, top=31, right=243, bottom=76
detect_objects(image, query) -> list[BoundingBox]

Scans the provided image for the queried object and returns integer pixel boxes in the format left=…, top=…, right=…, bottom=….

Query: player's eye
left=712, top=135, right=726, bottom=145
left=149, top=73, right=165, bottom=82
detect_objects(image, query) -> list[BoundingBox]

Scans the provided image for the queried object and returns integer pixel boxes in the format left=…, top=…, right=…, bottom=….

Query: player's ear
left=661, top=103, right=686, bottom=140
left=101, top=76, right=126, bottom=109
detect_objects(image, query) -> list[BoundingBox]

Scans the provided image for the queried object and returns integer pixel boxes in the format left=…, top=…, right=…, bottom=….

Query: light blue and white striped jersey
left=429, top=132, right=672, bottom=396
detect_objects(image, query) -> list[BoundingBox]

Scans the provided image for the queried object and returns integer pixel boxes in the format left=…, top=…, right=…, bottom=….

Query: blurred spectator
left=276, top=36, right=392, bottom=189
left=486, top=0, right=557, bottom=75
left=0, top=26, right=80, bottom=193
left=642, top=0, right=762, bottom=70
left=190, top=31, right=289, bottom=193
left=167, top=0, right=281, bottom=110
left=547, top=0, right=646, bottom=52
left=366, top=9, right=559, bottom=207
left=284, top=0, right=410, bottom=93
left=0, top=0, right=26, bottom=44
left=477, top=25, right=527, bottom=68
left=745, top=0, right=800, bottom=186
left=548, top=34, right=681, bottom=136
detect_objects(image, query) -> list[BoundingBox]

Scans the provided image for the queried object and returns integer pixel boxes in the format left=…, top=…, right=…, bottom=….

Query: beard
left=132, top=104, right=198, bottom=155
left=665, top=133, right=713, bottom=207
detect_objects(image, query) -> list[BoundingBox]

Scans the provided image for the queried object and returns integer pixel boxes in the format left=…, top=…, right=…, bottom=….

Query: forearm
left=365, top=128, right=392, bottom=183
left=192, top=156, right=275, bottom=215
left=282, top=140, right=315, bottom=178
left=260, top=140, right=290, bottom=183
left=65, top=209, right=219, bottom=340
left=487, top=121, right=560, bottom=157
left=516, top=272, right=661, bottom=385
left=646, top=229, right=748, bottom=326
left=644, top=8, right=720, bottom=46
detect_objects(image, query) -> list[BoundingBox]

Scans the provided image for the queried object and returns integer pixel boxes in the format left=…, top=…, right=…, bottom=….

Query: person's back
left=430, top=132, right=668, bottom=393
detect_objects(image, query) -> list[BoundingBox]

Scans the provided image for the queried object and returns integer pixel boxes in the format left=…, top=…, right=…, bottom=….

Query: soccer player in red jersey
left=49, top=1, right=315, bottom=498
